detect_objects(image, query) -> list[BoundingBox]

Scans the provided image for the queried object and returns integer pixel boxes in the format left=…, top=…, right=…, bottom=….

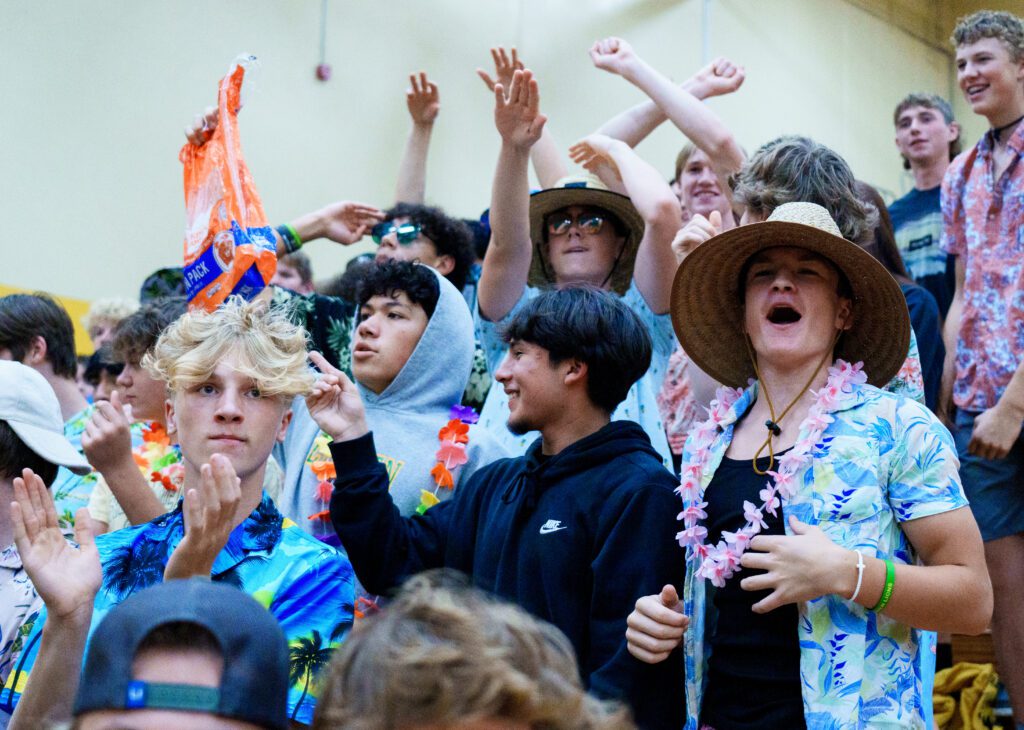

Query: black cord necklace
left=992, top=113, right=1024, bottom=143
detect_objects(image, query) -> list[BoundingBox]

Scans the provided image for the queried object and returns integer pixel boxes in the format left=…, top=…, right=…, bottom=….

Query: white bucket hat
left=0, top=361, right=91, bottom=475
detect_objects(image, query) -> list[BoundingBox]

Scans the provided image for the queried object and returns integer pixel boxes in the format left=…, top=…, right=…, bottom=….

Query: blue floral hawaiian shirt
left=681, top=381, right=968, bottom=729
left=1, top=494, right=355, bottom=724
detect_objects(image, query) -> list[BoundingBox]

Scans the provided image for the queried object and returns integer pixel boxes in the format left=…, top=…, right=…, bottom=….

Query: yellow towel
left=933, top=662, right=1001, bottom=730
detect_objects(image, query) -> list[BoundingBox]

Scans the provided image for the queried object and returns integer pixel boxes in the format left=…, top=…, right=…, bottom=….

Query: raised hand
left=306, top=351, right=368, bottom=442
left=476, top=46, right=523, bottom=99
left=406, top=71, right=440, bottom=125
left=163, top=453, right=241, bottom=580
left=569, top=134, right=624, bottom=179
left=81, top=390, right=135, bottom=474
left=493, top=69, right=547, bottom=150
left=11, top=470, right=101, bottom=621
left=588, top=37, right=640, bottom=77
left=672, top=210, right=722, bottom=264
left=687, top=56, right=746, bottom=100
left=625, top=584, right=689, bottom=664
left=309, top=201, right=385, bottom=245
left=184, top=106, right=219, bottom=146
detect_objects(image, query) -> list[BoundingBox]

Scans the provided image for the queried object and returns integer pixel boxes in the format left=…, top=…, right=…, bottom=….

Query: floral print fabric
left=940, top=123, right=1024, bottom=412
left=1, top=495, right=355, bottom=724
left=680, top=380, right=967, bottom=729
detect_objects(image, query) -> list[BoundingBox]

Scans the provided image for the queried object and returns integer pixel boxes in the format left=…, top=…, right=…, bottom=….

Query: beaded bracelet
left=871, top=558, right=896, bottom=613
left=275, top=224, right=303, bottom=254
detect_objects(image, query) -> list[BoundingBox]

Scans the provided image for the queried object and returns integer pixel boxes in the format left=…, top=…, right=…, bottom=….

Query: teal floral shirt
left=51, top=407, right=145, bottom=535
left=2, top=494, right=355, bottom=724
left=681, top=381, right=967, bottom=729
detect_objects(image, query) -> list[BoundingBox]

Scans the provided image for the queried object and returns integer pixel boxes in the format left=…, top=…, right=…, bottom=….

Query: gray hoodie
left=275, top=266, right=509, bottom=536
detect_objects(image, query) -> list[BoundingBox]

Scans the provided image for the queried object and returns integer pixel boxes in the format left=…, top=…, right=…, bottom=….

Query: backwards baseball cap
left=0, top=361, right=90, bottom=475
left=74, top=579, right=290, bottom=729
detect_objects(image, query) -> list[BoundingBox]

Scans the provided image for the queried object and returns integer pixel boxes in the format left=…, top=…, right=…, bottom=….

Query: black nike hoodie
left=329, top=420, right=686, bottom=730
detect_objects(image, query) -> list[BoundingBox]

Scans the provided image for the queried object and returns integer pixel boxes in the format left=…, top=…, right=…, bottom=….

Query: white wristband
left=850, top=550, right=866, bottom=603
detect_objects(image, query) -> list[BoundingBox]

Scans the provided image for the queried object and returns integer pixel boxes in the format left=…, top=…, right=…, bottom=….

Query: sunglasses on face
left=371, top=221, right=422, bottom=245
left=546, top=213, right=607, bottom=236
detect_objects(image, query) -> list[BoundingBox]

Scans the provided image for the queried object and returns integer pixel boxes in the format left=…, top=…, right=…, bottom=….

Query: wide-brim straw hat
left=671, top=201, right=910, bottom=388
left=527, top=175, right=645, bottom=296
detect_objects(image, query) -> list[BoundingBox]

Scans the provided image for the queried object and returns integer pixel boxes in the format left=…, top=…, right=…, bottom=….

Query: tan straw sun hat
left=527, top=175, right=645, bottom=295
left=670, top=202, right=910, bottom=388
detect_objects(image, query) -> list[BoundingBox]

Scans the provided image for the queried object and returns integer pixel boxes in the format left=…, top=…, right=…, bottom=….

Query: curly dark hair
left=384, top=203, right=476, bottom=291
left=356, top=261, right=440, bottom=319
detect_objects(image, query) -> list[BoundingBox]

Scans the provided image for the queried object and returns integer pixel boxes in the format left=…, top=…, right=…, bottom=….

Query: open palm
left=12, top=470, right=101, bottom=621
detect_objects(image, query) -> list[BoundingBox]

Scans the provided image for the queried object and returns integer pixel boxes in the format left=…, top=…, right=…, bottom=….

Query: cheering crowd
left=0, top=8, right=1021, bottom=730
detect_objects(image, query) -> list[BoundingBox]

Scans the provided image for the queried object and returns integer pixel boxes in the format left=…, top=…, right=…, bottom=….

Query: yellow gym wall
left=3, top=0, right=1020, bottom=343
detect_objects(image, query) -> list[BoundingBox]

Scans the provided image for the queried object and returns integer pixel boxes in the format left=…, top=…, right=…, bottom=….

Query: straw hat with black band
left=527, top=175, right=645, bottom=296
left=670, top=202, right=910, bottom=389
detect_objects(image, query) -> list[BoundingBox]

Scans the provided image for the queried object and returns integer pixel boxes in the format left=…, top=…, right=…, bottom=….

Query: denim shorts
left=954, top=409, right=1024, bottom=542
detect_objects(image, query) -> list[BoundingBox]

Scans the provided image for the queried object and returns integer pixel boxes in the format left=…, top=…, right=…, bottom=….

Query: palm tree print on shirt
left=289, top=630, right=334, bottom=721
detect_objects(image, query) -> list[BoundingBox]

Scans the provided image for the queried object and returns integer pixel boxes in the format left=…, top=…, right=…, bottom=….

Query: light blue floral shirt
left=1, top=494, right=354, bottom=724
left=681, top=381, right=967, bottom=729
left=475, top=281, right=675, bottom=467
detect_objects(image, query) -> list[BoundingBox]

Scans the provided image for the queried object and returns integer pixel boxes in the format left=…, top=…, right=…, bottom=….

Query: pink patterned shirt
left=940, top=123, right=1024, bottom=412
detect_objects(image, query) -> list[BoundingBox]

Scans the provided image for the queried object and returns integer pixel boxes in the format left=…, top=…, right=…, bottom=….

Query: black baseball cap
left=73, top=579, right=289, bottom=729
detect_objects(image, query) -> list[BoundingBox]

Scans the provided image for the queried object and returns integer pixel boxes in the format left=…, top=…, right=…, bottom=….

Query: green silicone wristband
left=871, top=558, right=895, bottom=613
left=283, top=223, right=303, bottom=250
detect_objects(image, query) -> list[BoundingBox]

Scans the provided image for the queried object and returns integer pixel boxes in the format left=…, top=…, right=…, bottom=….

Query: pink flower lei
left=675, top=359, right=867, bottom=587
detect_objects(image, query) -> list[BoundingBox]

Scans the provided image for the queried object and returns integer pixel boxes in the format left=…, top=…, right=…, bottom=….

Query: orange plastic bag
left=180, top=56, right=276, bottom=311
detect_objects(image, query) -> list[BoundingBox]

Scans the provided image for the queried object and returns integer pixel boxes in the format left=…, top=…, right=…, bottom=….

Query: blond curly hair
left=143, top=296, right=314, bottom=399
left=312, top=572, right=634, bottom=730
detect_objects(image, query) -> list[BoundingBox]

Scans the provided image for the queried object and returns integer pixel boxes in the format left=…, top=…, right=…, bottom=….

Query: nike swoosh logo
left=539, top=525, right=567, bottom=535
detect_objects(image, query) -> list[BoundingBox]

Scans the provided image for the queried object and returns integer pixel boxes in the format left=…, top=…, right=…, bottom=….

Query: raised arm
left=305, top=353, right=450, bottom=594
left=183, top=110, right=384, bottom=256
left=592, top=38, right=745, bottom=177
left=8, top=472, right=101, bottom=730
left=596, top=57, right=742, bottom=149
left=477, top=47, right=567, bottom=189
left=570, top=134, right=680, bottom=313
left=81, top=391, right=164, bottom=526
left=394, top=72, right=439, bottom=204
left=477, top=70, right=547, bottom=322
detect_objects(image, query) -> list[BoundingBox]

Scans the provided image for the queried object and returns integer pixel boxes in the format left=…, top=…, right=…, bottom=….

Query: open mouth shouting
left=766, top=303, right=803, bottom=327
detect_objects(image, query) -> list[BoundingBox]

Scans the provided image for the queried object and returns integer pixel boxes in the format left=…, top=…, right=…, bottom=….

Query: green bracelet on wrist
left=276, top=224, right=303, bottom=255
left=871, top=558, right=896, bottom=613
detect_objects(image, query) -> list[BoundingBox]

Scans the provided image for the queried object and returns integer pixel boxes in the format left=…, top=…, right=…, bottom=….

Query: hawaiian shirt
left=940, top=122, right=1024, bottom=412
left=476, top=280, right=675, bottom=466
left=0, top=546, right=42, bottom=687
left=1, top=494, right=355, bottom=724
left=51, top=407, right=145, bottom=536
left=681, top=381, right=967, bottom=729
left=660, top=333, right=927, bottom=458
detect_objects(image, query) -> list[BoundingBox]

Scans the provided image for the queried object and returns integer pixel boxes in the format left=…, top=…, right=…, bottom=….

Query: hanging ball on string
left=316, top=64, right=332, bottom=82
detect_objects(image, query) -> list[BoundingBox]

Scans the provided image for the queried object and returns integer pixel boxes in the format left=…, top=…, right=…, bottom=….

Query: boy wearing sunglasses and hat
left=626, top=203, right=991, bottom=729
left=476, top=69, right=681, bottom=464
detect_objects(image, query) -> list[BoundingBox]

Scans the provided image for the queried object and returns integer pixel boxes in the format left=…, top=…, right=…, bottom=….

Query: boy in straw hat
left=625, top=202, right=991, bottom=729
left=475, top=68, right=681, bottom=465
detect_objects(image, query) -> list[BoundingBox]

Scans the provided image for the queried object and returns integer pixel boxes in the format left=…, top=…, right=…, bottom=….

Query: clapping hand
left=81, top=390, right=134, bottom=474
left=164, top=453, right=241, bottom=580
left=11, top=470, right=101, bottom=622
